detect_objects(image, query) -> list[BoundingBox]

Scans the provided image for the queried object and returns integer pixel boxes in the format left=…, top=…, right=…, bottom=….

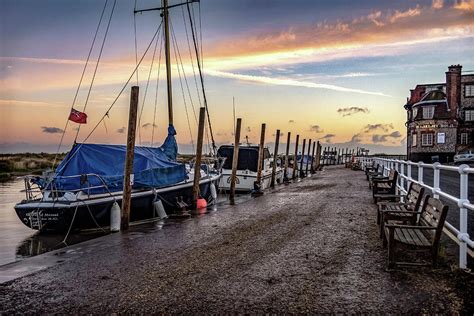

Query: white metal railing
left=356, top=156, right=474, bottom=269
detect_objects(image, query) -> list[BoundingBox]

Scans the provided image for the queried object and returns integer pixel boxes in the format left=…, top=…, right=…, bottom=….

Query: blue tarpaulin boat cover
left=49, top=125, right=186, bottom=193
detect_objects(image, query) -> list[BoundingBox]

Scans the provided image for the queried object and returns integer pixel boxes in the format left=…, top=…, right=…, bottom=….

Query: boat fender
left=210, top=183, right=217, bottom=200
left=110, top=201, right=121, bottom=232
left=196, top=198, right=207, bottom=209
left=153, top=200, right=168, bottom=219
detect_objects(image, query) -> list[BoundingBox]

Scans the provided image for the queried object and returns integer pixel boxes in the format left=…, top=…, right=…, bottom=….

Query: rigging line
left=52, top=0, right=109, bottom=168
left=170, top=21, right=195, bottom=152
left=186, top=2, right=216, bottom=155
left=55, top=21, right=163, bottom=176
left=82, top=21, right=163, bottom=144
left=133, top=0, right=139, bottom=86
left=171, top=17, right=198, bottom=124
left=152, top=24, right=164, bottom=146
left=181, top=4, right=211, bottom=154
left=180, top=5, right=200, bottom=120
left=138, top=24, right=161, bottom=145
left=74, top=0, right=117, bottom=143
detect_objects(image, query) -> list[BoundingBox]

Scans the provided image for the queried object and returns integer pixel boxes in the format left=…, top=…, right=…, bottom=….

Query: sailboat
left=14, top=0, right=222, bottom=231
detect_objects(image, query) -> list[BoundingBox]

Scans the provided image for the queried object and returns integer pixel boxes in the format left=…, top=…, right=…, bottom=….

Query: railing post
left=400, top=162, right=405, bottom=192
left=418, top=161, right=424, bottom=184
left=407, top=161, right=412, bottom=184
left=458, top=164, right=469, bottom=269
left=433, top=162, right=440, bottom=200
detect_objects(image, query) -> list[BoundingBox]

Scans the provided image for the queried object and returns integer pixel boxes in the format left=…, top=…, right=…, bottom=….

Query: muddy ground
left=1, top=166, right=473, bottom=313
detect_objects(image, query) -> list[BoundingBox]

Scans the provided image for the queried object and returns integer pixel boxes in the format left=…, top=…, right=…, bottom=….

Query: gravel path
left=0, top=166, right=471, bottom=313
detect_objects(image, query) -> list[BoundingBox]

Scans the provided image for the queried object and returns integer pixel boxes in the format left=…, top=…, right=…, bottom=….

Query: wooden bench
left=364, top=161, right=377, bottom=178
left=372, top=169, right=398, bottom=203
left=367, top=165, right=385, bottom=187
left=377, top=182, right=425, bottom=238
left=383, top=195, right=448, bottom=268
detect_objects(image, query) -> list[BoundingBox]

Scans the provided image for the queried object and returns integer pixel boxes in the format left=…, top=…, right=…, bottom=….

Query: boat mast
left=162, top=0, right=173, bottom=125
left=135, top=0, right=200, bottom=126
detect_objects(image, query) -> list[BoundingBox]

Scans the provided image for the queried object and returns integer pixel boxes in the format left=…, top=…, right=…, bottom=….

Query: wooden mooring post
left=254, top=123, right=266, bottom=194
left=229, top=118, right=242, bottom=204
left=270, top=129, right=280, bottom=187
left=192, top=107, right=206, bottom=208
left=305, top=139, right=311, bottom=175
left=284, top=132, right=291, bottom=182
left=292, top=135, right=299, bottom=180
left=299, top=139, right=306, bottom=178
left=310, top=140, right=316, bottom=173
left=315, top=141, right=321, bottom=170
left=121, top=86, right=139, bottom=231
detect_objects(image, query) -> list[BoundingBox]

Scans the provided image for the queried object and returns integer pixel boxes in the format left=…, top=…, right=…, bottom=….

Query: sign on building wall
left=437, top=132, right=445, bottom=144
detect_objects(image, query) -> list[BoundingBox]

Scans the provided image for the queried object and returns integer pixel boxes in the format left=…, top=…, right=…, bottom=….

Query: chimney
left=446, top=64, right=462, bottom=115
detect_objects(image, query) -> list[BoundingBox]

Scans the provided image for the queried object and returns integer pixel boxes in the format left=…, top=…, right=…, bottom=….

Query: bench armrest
left=372, top=178, right=391, bottom=183
left=383, top=210, right=420, bottom=215
left=385, top=224, right=436, bottom=230
left=376, top=194, right=406, bottom=199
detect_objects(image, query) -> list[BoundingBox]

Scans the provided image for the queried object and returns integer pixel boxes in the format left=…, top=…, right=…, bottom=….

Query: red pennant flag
left=69, top=108, right=87, bottom=124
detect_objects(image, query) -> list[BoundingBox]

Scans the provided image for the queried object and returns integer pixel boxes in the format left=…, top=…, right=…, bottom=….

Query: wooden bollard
left=255, top=123, right=266, bottom=192
left=121, top=86, right=139, bottom=231
left=270, top=129, right=280, bottom=187
left=229, top=118, right=242, bottom=204
left=337, top=148, right=341, bottom=165
left=305, top=139, right=312, bottom=175
left=284, top=132, right=291, bottom=182
left=192, top=107, right=206, bottom=208
left=315, top=141, right=321, bottom=170
left=292, top=135, right=299, bottom=180
left=299, top=139, right=306, bottom=178
left=310, top=140, right=316, bottom=173
left=345, top=147, right=348, bottom=164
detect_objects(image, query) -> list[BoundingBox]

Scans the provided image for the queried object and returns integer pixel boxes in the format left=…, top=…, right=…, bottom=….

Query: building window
left=421, top=133, right=433, bottom=146
left=412, top=134, right=417, bottom=147
left=466, top=85, right=474, bottom=97
left=461, top=133, right=469, bottom=145
left=437, top=132, right=445, bottom=144
left=422, top=106, right=435, bottom=119
left=465, top=110, right=474, bottom=121
left=412, top=108, right=418, bottom=119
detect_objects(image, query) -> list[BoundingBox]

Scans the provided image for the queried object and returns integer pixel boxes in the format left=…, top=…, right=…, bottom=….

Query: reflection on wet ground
left=0, top=180, right=252, bottom=266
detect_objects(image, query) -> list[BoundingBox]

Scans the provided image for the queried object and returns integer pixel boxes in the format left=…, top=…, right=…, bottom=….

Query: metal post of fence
left=407, top=161, right=412, bottom=185
left=433, top=162, right=440, bottom=200
left=418, top=162, right=424, bottom=184
left=459, top=164, right=469, bottom=269
left=400, top=162, right=405, bottom=193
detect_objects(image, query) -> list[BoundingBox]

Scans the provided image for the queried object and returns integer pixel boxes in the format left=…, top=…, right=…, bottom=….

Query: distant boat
left=14, top=0, right=222, bottom=232
left=217, top=145, right=283, bottom=192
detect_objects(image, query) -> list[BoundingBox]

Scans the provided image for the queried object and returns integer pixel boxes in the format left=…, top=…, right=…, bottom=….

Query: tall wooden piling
left=121, top=86, right=139, bottom=231
left=192, top=107, right=206, bottom=208
left=305, top=139, right=312, bottom=175
left=299, top=139, right=306, bottom=177
left=256, top=123, right=266, bottom=186
left=315, top=141, right=321, bottom=170
left=229, top=118, right=242, bottom=204
left=292, top=135, right=299, bottom=180
left=345, top=147, right=348, bottom=164
left=284, top=132, right=291, bottom=181
left=337, top=148, right=341, bottom=165
left=310, top=140, right=316, bottom=173
left=270, top=129, right=280, bottom=187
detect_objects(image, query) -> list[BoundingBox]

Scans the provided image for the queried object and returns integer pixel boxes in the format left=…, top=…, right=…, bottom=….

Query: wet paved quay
left=0, top=166, right=471, bottom=313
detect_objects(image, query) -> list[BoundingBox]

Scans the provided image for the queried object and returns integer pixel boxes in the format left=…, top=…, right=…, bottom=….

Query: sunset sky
left=1, top=0, right=473, bottom=154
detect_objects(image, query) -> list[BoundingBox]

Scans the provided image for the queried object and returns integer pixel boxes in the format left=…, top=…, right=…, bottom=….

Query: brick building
left=404, top=65, right=474, bottom=162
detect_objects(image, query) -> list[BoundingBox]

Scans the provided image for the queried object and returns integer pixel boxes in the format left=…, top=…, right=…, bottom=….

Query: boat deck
left=0, top=166, right=471, bottom=313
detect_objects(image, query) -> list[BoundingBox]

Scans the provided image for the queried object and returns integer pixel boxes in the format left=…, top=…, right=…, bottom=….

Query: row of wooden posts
left=120, top=86, right=359, bottom=229
left=227, top=119, right=325, bottom=204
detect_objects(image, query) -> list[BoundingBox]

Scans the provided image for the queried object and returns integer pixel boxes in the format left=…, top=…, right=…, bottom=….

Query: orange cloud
left=206, top=3, right=474, bottom=66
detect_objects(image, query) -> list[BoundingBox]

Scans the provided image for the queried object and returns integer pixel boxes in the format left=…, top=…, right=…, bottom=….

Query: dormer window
left=422, top=106, right=435, bottom=119
left=412, top=108, right=418, bottom=119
